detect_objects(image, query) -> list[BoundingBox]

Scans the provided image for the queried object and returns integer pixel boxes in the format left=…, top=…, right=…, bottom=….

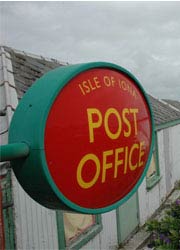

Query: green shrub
left=146, top=198, right=180, bottom=249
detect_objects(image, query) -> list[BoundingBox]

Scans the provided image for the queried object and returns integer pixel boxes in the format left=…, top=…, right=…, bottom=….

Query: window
left=56, top=211, right=102, bottom=249
left=146, top=133, right=161, bottom=190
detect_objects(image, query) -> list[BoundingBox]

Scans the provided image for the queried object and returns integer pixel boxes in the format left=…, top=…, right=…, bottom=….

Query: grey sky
left=1, top=1, right=180, bottom=100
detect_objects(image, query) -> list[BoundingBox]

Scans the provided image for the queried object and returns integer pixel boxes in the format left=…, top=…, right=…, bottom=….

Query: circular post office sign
left=9, top=62, right=154, bottom=214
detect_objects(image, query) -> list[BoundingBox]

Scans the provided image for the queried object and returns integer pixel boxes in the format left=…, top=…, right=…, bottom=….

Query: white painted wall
left=0, top=48, right=59, bottom=250
left=170, top=124, right=180, bottom=185
left=83, top=210, right=118, bottom=250
left=12, top=175, right=59, bottom=250
left=138, top=125, right=180, bottom=225
left=10, top=122, right=180, bottom=249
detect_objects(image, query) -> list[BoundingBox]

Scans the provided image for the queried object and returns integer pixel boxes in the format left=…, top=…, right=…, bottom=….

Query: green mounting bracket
left=0, top=143, right=30, bottom=162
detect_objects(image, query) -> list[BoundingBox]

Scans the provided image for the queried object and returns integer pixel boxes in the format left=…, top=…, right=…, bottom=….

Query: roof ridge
left=2, top=45, right=69, bottom=66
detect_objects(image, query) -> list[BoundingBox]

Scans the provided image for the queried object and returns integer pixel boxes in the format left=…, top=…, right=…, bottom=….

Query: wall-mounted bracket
left=0, top=143, right=29, bottom=162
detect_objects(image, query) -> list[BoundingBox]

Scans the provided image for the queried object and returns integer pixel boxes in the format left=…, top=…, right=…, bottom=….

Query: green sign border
left=9, top=62, right=155, bottom=214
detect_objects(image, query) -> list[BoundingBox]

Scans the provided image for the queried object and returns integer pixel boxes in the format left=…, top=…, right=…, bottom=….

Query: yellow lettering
left=78, top=84, right=85, bottom=95
left=124, top=146, right=128, bottom=174
left=88, top=79, right=96, bottom=91
left=122, top=108, right=131, bottom=137
left=114, top=147, right=124, bottom=178
left=139, top=141, right=145, bottom=167
left=102, top=150, right=113, bottom=183
left=129, top=143, right=139, bottom=171
left=93, top=77, right=101, bottom=89
left=82, top=81, right=90, bottom=93
left=87, top=108, right=102, bottom=143
left=77, top=140, right=146, bottom=188
left=104, top=108, right=122, bottom=140
left=130, top=108, right=138, bottom=135
left=77, top=154, right=100, bottom=189
left=110, top=76, right=115, bottom=86
left=104, top=76, right=111, bottom=87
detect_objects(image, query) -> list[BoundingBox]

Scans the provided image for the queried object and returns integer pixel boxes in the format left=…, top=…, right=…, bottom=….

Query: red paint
left=44, top=68, right=152, bottom=209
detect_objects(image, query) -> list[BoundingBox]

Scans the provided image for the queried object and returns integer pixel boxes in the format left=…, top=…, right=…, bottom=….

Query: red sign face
left=44, top=68, right=152, bottom=209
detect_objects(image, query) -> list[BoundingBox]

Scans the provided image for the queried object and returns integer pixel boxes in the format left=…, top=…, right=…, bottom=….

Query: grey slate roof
left=163, top=99, right=180, bottom=111
left=148, top=95, right=180, bottom=126
left=3, top=46, right=68, bottom=99
left=1, top=45, right=180, bottom=128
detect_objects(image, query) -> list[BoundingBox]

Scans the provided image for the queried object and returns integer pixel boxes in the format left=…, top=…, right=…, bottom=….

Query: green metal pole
left=0, top=143, right=30, bottom=162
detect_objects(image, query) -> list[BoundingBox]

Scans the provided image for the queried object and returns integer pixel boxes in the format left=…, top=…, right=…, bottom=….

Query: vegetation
left=146, top=198, right=180, bottom=250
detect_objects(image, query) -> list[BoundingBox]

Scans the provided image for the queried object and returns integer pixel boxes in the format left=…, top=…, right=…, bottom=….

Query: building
left=0, top=46, right=180, bottom=250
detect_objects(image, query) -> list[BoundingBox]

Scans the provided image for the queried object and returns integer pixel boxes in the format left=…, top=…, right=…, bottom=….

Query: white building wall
left=100, top=211, right=118, bottom=249
left=0, top=48, right=59, bottom=250
left=83, top=211, right=118, bottom=250
left=138, top=179, right=160, bottom=225
left=12, top=177, right=59, bottom=250
left=171, top=124, right=180, bottom=184
left=157, top=130, right=167, bottom=200
left=138, top=125, right=180, bottom=226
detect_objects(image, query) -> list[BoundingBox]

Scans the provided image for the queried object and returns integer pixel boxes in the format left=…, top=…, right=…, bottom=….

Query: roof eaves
left=2, top=46, right=69, bottom=99
left=3, top=45, right=69, bottom=67
left=155, top=118, right=180, bottom=131
left=0, top=46, right=19, bottom=139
